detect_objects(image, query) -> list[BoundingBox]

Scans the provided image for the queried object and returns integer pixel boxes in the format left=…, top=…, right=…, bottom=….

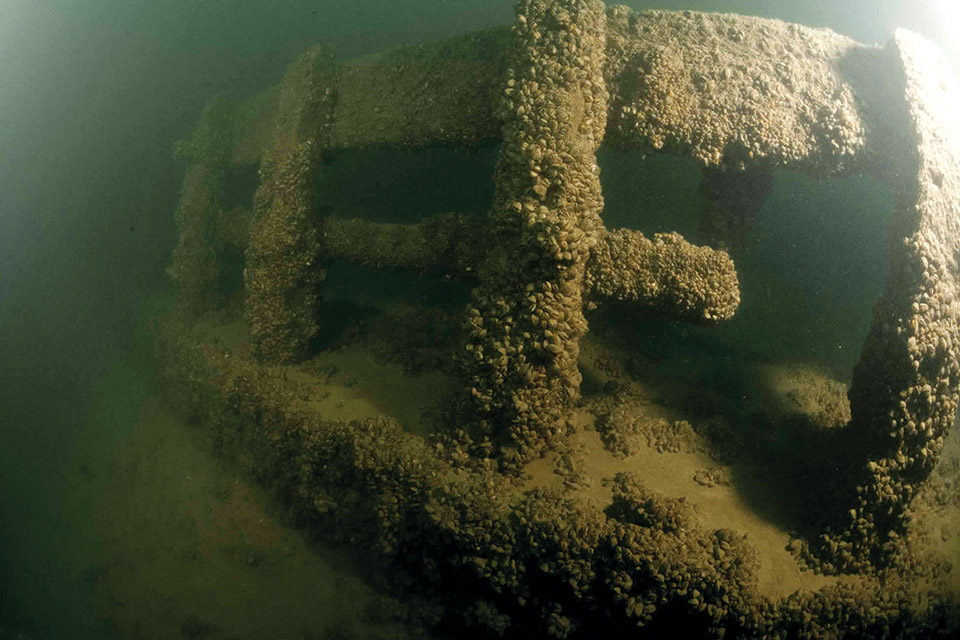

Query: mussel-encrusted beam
left=585, top=228, right=739, bottom=323
left=321, top=214, right=488, bottom=281
left=461, top=0, right=610, bottom=461
left=814, top=31, right=960, bottom=571
left=167, top=98, right=236, bottom=312
left=322, top=215, right=739, bottom=324
left=244, top=46, right=339, bottom=363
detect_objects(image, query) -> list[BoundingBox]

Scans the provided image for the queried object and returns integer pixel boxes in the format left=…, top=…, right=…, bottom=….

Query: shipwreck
left=159, top=0, right=960, bottom=637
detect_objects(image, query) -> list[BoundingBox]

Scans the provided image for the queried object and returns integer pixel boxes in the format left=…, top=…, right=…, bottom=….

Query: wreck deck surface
left=176, top=303, right=960, bottom=593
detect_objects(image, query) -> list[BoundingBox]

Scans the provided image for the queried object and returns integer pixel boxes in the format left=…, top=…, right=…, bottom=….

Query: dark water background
left=0, top=1, right=957, bottom=637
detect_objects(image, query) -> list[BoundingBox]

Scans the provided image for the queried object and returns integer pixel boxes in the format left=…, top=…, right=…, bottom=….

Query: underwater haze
left=1, top=1, right=959, bottom=638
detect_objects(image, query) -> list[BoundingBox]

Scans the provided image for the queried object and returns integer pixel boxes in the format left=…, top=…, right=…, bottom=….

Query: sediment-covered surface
left=155, top=304, right=960, bottom=638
